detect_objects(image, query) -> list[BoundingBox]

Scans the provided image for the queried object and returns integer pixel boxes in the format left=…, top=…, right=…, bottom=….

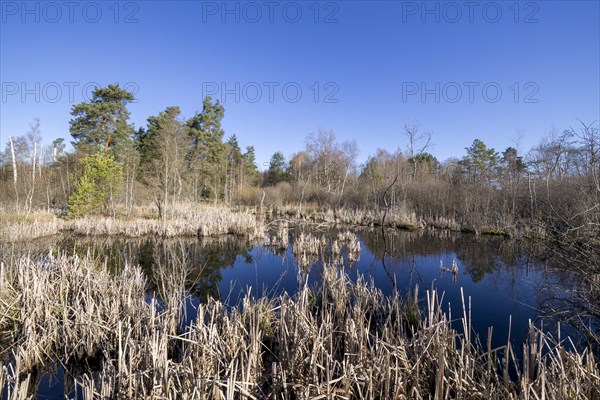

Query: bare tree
left=8, top=135, right=18, bottom=212
left=305, top=129, right=358, bottom=197
left=402, top=121, right=432, bottom=181
left=289, top=151, right=312, bottom=214
left=339, top=140, right=358, bottom=198
left=572, top=119, right=600, bottom=193
left=306, top=129, right=337, bottom=193
left=24, top=119, right=42, bottom=218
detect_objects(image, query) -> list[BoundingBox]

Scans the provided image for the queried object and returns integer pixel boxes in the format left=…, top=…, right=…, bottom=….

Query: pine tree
left=67, top=152, right=124, bottom=218
left=70, top=84, right=135, bottom=154
left=187, top=96, right=227, bottom=202
left=461, top=139, right=499, bottom=185
left=242, top=146, right=259, bottom=186
left=266, top=151, right=288, bottom=186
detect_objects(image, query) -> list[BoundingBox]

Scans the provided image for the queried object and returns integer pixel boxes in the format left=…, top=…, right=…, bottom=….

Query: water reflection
left=2, top=227, right=597, bottom=399
left=0, top=228, right=548, bottom=304
left=59, top=235, right=257, bottom=304
left=0, top=228, right=578, bottom=353
left=358, top=228, right=544, bottom=284
left=531, top=239, right=600, bottom=351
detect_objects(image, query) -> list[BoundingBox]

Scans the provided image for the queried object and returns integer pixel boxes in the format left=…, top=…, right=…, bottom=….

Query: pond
left=0, top=225, right=576, bottom=398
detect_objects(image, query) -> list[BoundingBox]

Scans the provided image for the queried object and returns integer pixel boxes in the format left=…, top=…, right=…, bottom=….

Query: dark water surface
left=1, top=226, right=569, bottom=398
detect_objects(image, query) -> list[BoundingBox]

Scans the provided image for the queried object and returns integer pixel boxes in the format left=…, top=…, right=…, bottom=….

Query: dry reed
left=0, top=206, right=264, bottom=242
left=0, top=252, right=598, bottom=399
left=0, top=211, right=64, bottom=242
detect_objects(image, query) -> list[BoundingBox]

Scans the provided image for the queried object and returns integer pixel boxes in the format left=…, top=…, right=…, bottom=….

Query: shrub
left=67, top=152, right=124, bottom=218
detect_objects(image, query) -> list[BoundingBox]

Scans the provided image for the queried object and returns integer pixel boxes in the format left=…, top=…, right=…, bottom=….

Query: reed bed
left=292, top=232, right=325, bottom=257
left=336, top=231, right=361, bottom=262
left=269, top=205, right=419, bottom=230
left=64, top=209, right=264, bottom=238
left=268, top=205, right=518, bottom=235
left=292, top=232, right=326, bottom=268
left=292, top=231, right=361, bottom=268
left=1, top=251, right=598, bottom=399
left=0, top=207, right=264, bottom=242
left=0, top=211, right=64, bottom=242
left=265, top=221, right=290, bottom=251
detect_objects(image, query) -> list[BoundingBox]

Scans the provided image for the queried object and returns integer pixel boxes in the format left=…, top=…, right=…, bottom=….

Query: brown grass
left=0, top=210, right=64, bottom=242
left=0, top=205, right=265, bottom=242
left=1, top=251, right=598, bottom=398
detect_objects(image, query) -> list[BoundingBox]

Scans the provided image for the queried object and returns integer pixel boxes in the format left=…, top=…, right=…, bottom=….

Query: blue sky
left=1, top=0, right=599, bottom=168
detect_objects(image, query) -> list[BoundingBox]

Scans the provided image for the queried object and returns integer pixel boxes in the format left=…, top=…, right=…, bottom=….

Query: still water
left=2, top=226, right=564, bottom=399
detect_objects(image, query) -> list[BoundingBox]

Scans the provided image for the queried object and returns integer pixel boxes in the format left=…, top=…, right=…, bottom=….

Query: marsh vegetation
left=1, top=85, right=599, bottom=398
left=0, top=228, right=599, bottom=398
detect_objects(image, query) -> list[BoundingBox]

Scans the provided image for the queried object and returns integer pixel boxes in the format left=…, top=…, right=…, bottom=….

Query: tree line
left=1, top=84, right=598, bottom=240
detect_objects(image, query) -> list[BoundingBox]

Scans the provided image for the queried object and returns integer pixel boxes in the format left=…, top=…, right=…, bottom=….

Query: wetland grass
left=0, top=206, right=265, bottom=242
left=0, top=251, right=598, bottom=399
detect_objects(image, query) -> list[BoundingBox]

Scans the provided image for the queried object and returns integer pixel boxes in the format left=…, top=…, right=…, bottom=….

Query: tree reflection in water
left=15, top=235, right=259, bottom=304
left=357, top=228, right=543, bottom=283
left=1, top=227, right=596, bottom=354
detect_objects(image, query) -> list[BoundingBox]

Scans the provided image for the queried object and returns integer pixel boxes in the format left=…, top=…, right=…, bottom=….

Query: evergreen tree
left=67, top=152, right=124, bottom=218
left=266, top=151, right=288, bottom=186
left=461, top=139, right=499, bottom=185
left=69, top=84, right=136, bottom=154
left=242, top=146, right=259, bottom=186
left=141, top=106, right=189, bottom=217
left=225, top=134, right=243, bottom=203
left=407, top=152, right=440, bottom=178
left=187, top=97, right=226, bottom=201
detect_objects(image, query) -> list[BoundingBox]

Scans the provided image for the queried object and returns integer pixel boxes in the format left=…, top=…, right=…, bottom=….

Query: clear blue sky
left=1, top=0, right=599, bottom=168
